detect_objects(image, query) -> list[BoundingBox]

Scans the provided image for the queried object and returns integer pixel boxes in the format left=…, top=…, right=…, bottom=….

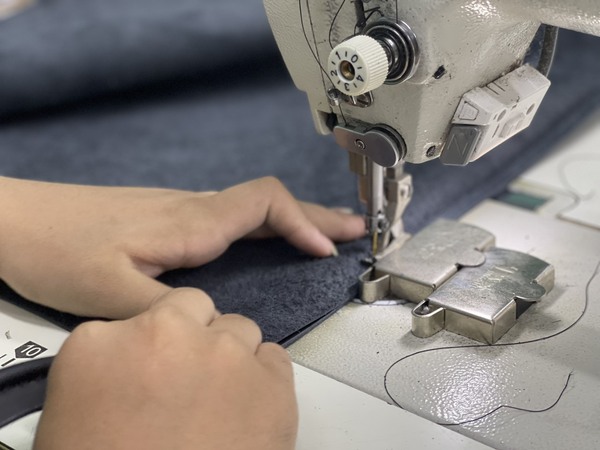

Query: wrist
left=0, top=176, right=22, bottom=279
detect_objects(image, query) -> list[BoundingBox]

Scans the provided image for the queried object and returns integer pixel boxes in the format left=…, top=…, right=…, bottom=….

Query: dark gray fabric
left=0, top=0, right=277, bottom=119
left=0, top=239, right=368, bottom=345
left=160, top=239, right=368, bottom=345
left=0, top=1, right=599, bottom=344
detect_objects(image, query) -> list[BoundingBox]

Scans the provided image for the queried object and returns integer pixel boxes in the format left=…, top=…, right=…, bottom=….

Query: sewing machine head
left=263, top=0, right=600, bottom=256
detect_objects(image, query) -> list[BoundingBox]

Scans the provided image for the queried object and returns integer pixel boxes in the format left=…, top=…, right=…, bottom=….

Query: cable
left=537, top=25, right=559, bottom=77
left=298, top=0, right=331, bottom=83
left=328, top=0, right=347, bottom=49
left=440, top=372, right=573, bottom=426
left=299, top=0, right=349, bottom=126
left=0, top=357, right=53, bottom=429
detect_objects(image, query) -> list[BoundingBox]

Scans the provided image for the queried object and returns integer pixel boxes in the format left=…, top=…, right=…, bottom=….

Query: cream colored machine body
left=263, top=0, right=600, bottom=254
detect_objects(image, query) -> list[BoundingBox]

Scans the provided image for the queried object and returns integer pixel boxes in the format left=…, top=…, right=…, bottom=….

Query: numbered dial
left=328, top=35, right=389, bottom=96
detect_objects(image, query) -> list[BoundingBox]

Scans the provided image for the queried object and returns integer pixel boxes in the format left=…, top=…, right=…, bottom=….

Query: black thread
left=330, top=1, right=386, bottom=47
left=556, top=154, right=600, bottom=218
left=328, top=0, right=348, bottom=49
left=518, top=153, right=600, bottom=225
left=354, top=6, right=383, bottom=35
left=383, top=259, right=600, bottom=425
left=439, top=372, right=573, bottom=426
left=338, top=104, right=348, bottom=126
left=299, top=0, right=330, bottom=83
left=299, top=0, right=348, bottom=126
left=354, top=0, right=366, bottom=32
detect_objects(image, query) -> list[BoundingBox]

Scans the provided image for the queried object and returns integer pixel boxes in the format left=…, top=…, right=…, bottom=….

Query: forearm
left=0, top=176, right=25, bottom=281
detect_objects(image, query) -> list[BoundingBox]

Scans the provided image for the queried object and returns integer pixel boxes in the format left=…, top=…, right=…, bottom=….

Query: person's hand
left=33, top=288, right=298, bottom=450
left=0, top=176, right=365, bottom=318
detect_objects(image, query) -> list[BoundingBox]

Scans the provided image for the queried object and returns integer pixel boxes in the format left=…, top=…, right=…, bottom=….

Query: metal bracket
left=359, top=219, right=555, bottom=344
left=327, top=89, right=374, bottom=108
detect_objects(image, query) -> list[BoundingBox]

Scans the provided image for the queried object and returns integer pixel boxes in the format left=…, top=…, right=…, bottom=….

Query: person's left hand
left=34, top=288, right=299, bottom=450
left=0, top=176, right=365, bottom=318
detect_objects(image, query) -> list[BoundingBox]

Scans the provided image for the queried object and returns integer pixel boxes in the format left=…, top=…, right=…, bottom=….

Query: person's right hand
left=33, top=288, right=298, bottom=450
left=0, top=176, right=365, bottom=319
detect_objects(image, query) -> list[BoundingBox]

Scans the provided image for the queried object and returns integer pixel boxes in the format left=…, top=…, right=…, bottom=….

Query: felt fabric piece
left=0, top=17, right=600, bottom=344
left=159, top=239, right=369, bottom=345
left=0, top=239, right=368, bottom=345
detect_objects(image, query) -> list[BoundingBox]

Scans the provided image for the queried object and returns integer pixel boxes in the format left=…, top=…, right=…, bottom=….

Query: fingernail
left=331, top=244, right=339, bottom=257
left=332, top=207, right=355, bottom=215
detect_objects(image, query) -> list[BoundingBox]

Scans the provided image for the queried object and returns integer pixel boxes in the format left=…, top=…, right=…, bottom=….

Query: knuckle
left=226, top=313, right=260, bottom=330
left=262, top=342, right=292, bottom=364
left=134, top=310, right=187, bottom=360
left=211, top=331, right=248, bottom=361
left=227, top=313, right=263, bottom=342
left=158, top=193, right=211, bottom=231
left=137, top=302, right=184, bottom=333
left=143, top=307, right=192, bottom=342
left=153, top=287, right=216, bottom=314
left=146, top=303, right=182, bottom=327
left=258, top=176, right=285, bottom=193
left=60, top=321, right=105, bottom=356
left=69, top=321, right=103, bottom=342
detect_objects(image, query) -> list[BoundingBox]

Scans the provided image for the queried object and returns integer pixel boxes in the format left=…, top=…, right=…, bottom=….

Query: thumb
left=85, top=265, right=173, bottom=320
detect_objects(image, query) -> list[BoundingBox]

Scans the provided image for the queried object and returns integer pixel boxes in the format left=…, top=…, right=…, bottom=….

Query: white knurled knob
left=328, top=35, right=388, bottom=96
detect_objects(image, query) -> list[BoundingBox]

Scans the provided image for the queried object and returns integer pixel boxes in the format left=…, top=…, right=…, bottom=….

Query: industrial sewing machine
left=263, top=0, right=600, bottom=344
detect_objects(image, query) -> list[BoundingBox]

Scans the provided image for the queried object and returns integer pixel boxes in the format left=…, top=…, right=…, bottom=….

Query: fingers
left=149, top=287, right=219, bottom=326
left=300, top=202, right=365, bottom=242
left=145, top=287, right=264, bottom=353
left=256, top=343, right=294, bottom=382
left=248, top=203, right=365, bottom=243
left=203, top=177, right=337, bottom=257
left=113, top=270, right=172, bottom=316
left=146, top=288, right=264, bottom=354
left=81, top=263, right=214, bottom=323
left=196, top=191, right=218, bottom=198
left=209, top=314, right=263, bottom=352
left=51, top=264, right=172, bottom=320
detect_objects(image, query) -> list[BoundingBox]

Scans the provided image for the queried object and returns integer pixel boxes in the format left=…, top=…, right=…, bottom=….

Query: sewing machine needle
left=371, top=230, right=379, bottom=256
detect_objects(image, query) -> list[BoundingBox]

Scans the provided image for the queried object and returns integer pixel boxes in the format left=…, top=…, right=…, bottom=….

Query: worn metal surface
left=361, top=219, right=494, bottom=303
left=361, top=219, right=554, bottom=343
left=422, top=247, right=554, bottom=343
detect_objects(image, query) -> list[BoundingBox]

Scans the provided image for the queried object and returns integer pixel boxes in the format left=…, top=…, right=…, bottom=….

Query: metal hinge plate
left=359, top=219, right=554, bottom=343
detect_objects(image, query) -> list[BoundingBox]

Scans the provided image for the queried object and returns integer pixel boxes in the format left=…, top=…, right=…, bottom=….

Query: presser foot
left=358, top=219, right=554, bottom=344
